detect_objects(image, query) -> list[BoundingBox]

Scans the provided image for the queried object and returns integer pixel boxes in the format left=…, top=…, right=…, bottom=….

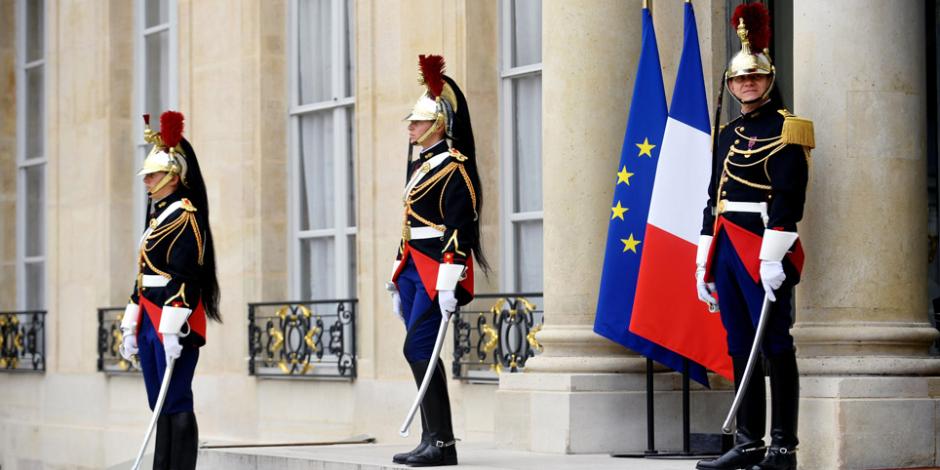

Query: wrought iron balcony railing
left=452, top=293, right=544, bottom=383
left=97, top=306, right=141, bottom=374
left=0, top=310, right=46, bottom=372
left=248, top=299, right=357, bottom=380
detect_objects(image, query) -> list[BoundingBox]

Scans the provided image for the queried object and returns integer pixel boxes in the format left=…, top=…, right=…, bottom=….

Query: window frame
left=499, top=0, right=543, bottom=292
left=287, top=0, right=357, bottom=300
left=15, top=0, right=48, bottom=310
left=133, top=0, right=179, bottom=237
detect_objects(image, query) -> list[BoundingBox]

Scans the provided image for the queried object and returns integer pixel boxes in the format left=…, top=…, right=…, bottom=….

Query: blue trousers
left=397, top=258, right=443, bottom=363
left=137, top=312, right=200, bottom=414
left=713, top=231, right=795, bottom=357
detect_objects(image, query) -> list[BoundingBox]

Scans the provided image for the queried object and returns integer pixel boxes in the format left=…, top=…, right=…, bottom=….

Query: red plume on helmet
left=732, top=2, right=771, bottom=51
left=159, top=110, right=185, bottom=149
left=418, top=54, right=445, bottom=99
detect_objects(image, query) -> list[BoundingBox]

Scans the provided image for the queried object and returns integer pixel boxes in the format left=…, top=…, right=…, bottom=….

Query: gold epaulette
left=180, top=198, right=197, bottom=212
left=778, top=109, right=815, bottom=149
left=449, top=148, right=468, bottom=162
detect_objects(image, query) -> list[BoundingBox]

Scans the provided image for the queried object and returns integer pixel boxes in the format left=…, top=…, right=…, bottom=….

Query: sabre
left=399, top=312, right=452, bottom=437
left=721, top=294, right=772, bottom=434
left=131, top=357, right=176, bottom=470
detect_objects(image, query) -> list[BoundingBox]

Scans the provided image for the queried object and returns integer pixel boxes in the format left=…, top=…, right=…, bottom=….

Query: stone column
left=0, top=0, right=16, bottom=309
left=792, top=1, right=940, bottom=468
left=496, top=0, right=730, bottom=454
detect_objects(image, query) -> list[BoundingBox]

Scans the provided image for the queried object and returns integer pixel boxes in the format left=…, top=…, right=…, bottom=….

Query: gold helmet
left=138, top=111, right=188, bottom=195
left=725, top=3, right=775, bottom=102
left=405, top=54, right=459, bottom=146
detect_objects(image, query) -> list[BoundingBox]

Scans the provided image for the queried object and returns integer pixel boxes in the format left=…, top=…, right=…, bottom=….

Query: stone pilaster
left=792, top=1, right=940, bottom=468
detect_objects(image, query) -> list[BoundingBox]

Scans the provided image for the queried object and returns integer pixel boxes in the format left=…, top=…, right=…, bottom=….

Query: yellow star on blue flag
left=617, top=166, right=634, bottom=185
left=611, top=201, right=628, bottom=220
left=636, top=138, right=656, bottom=157
left=621, top=234, right=642, bottom=253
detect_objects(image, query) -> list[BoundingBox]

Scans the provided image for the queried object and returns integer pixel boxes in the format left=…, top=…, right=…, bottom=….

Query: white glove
left=163, top=333, right=183, bottom=364
left=759, top=260, right=785, bottom=302
left=119, top=332, right=138, bottom=360
left=695, top=265, right=718, bottom=310
left=437, top=289, right=458, bottom=320
left=391, top=290, right=404, bottom=323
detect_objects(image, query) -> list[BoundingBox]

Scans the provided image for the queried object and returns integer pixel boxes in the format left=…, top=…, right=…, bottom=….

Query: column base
left=799, top=374, right=940, bottom=470
left=494, top=371, right=733, bottom=454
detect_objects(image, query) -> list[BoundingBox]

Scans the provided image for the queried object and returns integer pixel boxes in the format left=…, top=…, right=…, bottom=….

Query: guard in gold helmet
left=695, top=4, right=814, bottom=470
left=119, top=111, right=221, bottom=470
left=387, top=54, right=488, bottom=467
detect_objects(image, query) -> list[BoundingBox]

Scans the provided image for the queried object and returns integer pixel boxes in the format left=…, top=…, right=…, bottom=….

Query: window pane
left=514, top=220, right=543, bottom=292
left=25, top=0, right=44, bottom=62
left=298, top=0, right=333, bottom=104
left=300, top=237, right=335, bottom=300
left=346, top=110, right=356, bottom=225
left=511, top=0, right=541, bottom=67
left=25, top=66, right=44, bottom=159
left=145, top=0, right=170, bottom=28
left=513, top=75, right=542, bottom=212
left=347, top=234, right=357, bottom=297
left=298, top=112, right=335, bottom=231
left=25, top=261, right=44, bottom=310
left=24, top=165, right=44, bottom=258
left=144, top=30, right=170, bottom=123
left=23, top=165, right=45, bottom=256
left=344, top=0, right=355, bottom=98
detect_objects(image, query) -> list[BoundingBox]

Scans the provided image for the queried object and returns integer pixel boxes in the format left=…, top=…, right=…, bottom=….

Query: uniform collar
left=419, top=140, right=449, bottom=160
left=740, top=99, right=773, bottom=120
left=152, top=191, right=183, bottom=218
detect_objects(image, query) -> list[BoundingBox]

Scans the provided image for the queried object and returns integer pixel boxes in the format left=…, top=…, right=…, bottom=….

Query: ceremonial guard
left=387, top=55, right=488, bottom=467
left=119, top=111, right=221, bottom=469
left=694, top=4, right=813, bottom=470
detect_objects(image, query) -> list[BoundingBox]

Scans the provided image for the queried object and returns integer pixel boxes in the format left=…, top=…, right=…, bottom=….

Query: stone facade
left=0, top=1, right=937, bottom=469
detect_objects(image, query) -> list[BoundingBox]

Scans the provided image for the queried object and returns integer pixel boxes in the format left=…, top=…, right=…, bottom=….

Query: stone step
left=197, top=442, right=702, bottom=470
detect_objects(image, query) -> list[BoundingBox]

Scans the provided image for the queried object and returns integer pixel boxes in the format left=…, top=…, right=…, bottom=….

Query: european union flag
left=593, top=5, right=708, bottom=385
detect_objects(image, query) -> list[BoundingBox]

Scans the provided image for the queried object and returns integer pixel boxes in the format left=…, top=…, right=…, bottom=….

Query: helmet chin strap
left=726, top=73, right=776, bottom=107
left=148, top=171, right=177, bottom=196
left=415, top=114, right=445, bottom=148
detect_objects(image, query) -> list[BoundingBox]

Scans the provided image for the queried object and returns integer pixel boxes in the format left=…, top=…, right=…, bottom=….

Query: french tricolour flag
left=629, top=2, right=733, bottom=380
left=594, top=3, right=709, bottom=386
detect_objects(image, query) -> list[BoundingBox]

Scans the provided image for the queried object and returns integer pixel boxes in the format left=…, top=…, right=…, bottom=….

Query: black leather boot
left=168, top=411, right=199, bottom=470
left=405, top=359, right=458, bottom=467
left=394, top=361, right=432, bottom=464
left=697, top=356, right=767, bottom=470
left=152, top=414, right=172, bottom=470
left=394, top=411, right=430, bottom=464
left=750, top=350, right=799, bottom=470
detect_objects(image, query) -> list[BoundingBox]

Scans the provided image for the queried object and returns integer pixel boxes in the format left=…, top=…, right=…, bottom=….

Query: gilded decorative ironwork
left=248, top=299, right=356, bottom=380
left=97, top=307, right=140, bottom=374
left=0, top=310, right=46, bottom=372
left=452, top=293, right=543, bottom=382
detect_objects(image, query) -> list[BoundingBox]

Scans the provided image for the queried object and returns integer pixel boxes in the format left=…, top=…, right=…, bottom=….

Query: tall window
left=16, top=0, right=46, bottom=310
left=289, top=0, right=356, bottom=299
left=500, top=0, right=542, bottom=292
left=134, top=0, right=178, bottom=235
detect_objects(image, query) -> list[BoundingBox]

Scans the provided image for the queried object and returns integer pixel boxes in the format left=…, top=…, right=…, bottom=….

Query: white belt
left=409, top=226, right=444, bottom=240
left=141, top=274, right=170, bottom=288
left=718, top=200, right=768, bottom=224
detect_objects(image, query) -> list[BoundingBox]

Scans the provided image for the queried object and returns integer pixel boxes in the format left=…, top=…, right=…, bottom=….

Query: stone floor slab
left=197, top=442, right=703, bottom=470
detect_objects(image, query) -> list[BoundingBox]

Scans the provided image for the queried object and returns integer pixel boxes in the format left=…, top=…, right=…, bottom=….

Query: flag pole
left=646, top=358, right=657, bottom=455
